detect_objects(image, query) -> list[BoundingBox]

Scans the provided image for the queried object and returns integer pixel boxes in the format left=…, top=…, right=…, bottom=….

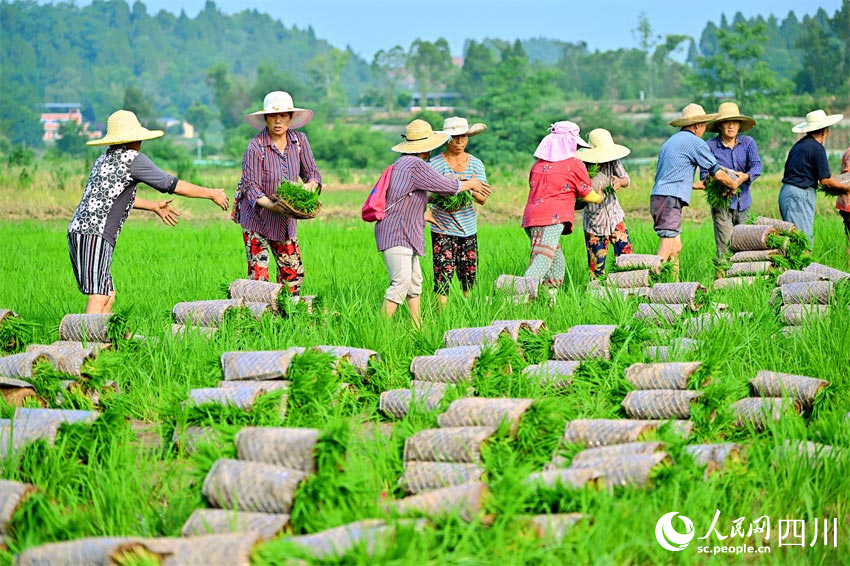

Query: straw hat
left=791, top=109, right=844, bottom=133
left=577, top=129, right=631, bottom=164
left=707, top=102, right=756, bottom=133
left=438, top=117, right=487, bottom=137
left=392, top=119, right=450, bottom=154
left=668, top=104, right=719, bottom=127
left=245, top=91, right=314, bottom=130
left=86, top=110, right=163, bottom=146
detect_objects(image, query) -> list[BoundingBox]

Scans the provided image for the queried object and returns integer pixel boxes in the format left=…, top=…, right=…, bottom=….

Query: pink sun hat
left=533, top=121, right=591, bottom=162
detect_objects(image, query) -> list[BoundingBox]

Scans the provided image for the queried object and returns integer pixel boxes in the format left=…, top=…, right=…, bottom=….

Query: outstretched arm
left=821, top=176, right=850, bottom=193
left=173, top=180, right=229, bottom=211
left=133, top=198, right=180, bottom=226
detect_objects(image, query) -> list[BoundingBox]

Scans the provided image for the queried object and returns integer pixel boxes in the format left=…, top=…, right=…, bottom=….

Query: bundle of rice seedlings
left=748, top=371, right=829, bottom=412
left=729, top=397, right=802, bottom=431
left=470, top=338, right=521, bottom=397
left=730, top=224, right=777, bottom=252
left=431, top=190, right=472, bottom=213
left=399, top=461, right=485, bottom=495
left=766, top=230, right=811, bottom=269
left=283, top=350, right=342, bottom=427
left=437, top=398, right=534, bottom=436
left=0, top=311, right=36, bottom=354
left=684, top=443, right=744, bottom=475
left=647, top=282, right=708, bottom=310
left=818, top=172, right=850, bottom=196
left=274, top=179, right=321, bottom=217
left=516, top=327, right=554, bottom=365
left=28, top=361, right=88, bottom=409
left=650, top=261, right=678, bottom=284
left=202, top=458, right=309, bottom=514
left=514, top=399, right=570, bottom=470
left=403, top=426, right=497, bottom=464
left=184, top=389, right=288, bottom=429
left=388, top=482, right=490, bottom=523
left=703, top=168, right=739, bottom=210
left=754, top=216, right=796, bottom=232
left=779, top=280, right=833, bottom=305
left=621, top=390, right=704, bottom=420
left=552, top=325, right=617, bottom=361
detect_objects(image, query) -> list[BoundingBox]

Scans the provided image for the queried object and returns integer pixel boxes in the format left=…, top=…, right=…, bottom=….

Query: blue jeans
left=778, top=183, right=816, bottom=247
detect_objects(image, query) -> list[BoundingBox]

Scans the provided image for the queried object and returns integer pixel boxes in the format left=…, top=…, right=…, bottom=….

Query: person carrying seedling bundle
left=699, top=103, right=762, bottom=270
left=650, top=104, right=741, bottom=276
left=375, top=119, right=490, bottom=327
left=233, top=91, right=322, bottom=295
left=424, top=116, right=489, bottom=310
left=68, top=110, right=229, bottom=314
left=779, top=109, right=850, bottom=247
left=576, top=128, right=634, bottom=278
left=521, top=121, right=603, bottom=302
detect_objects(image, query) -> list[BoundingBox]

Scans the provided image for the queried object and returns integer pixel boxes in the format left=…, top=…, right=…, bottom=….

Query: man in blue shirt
left=651, top=104, right=740, bottom=274
left=702, top=102, right=763, bottom=262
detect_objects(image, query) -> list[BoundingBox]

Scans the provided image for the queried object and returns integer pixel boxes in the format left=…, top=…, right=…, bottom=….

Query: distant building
left=41, top=103, right=101, bottom=141
left=410, top=92, right=458, bottom=113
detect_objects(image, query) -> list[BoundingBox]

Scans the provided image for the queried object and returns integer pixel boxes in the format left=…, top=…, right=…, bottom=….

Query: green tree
left=307, top=48, right=350, bottom=119
left=55, top=120, right=88, bottom=156
left=453, top=40, right=498, bottom=104
left=633, top=12, right=660, bottom=99
left=407, top=38, right=453, bottom=108
left=123, top=86, right=155, bottom=124
left=205, top=62, right=250, bottom=129
left=796, top=3, right=849, bottom=93
left=184, top=101, right=216, bottom=134
left=371, top=45, right=407, bottom=111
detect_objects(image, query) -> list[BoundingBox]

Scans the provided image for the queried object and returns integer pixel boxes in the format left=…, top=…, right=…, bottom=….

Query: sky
left=60, top=0, right=843, bottom=60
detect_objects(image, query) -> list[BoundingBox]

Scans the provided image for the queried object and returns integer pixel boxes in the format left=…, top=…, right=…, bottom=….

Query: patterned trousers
left=584, top=221, right=633, bottom=277
left=242, top=230, right=304, bottom=295
left=524, top=225, right=565, bottom=287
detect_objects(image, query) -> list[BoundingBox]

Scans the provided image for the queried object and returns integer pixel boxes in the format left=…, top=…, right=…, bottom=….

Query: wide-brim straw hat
left=245, top=91, right=314, bottom=130
left=668, top=103, right=719, bottom=127
left=577, top=128, right=631, bottom=163
left=707, top=102, right=756, bottom=133
left=437, top=116, right=487, bottom=138
left=87, top=110, right=163, bottom=146
left=791, top=109, right=844, bottom=133
left=392, top=119, right=450, bottom=153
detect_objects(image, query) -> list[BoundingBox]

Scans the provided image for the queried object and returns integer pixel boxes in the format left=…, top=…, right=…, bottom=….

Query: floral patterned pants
left=584, top=221, right=633, bottom=278
left=432, top=233, right=478, bottom=294
left=242, top=229, right=304, bottom=295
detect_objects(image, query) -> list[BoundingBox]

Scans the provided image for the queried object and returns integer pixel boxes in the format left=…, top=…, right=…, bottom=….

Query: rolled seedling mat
left=494, top=274, right=539, bottom=299
left=684, top=443, right=743, bottom=472
left=0, top=352, right=49, bottom=379
left=436, top=398, right=534, bottom=436
left=590, top=287, right=650, bottom=301
left=116, top=533, right=260, bottom=566
left=492, top=319, right=546, bottom=337
left=682, top=312, right=735, bottom=338
left=779, top=280, right=833, bottom=305
left=25, top=343, right=95, bottom=377
left=528, top=513, right=586, bottom=542
left=725, top=261, right=772, bottom=277
left=390, top=482, right=489, bottom=523
left=217, top=380, right=290, bottom=394
left=749, top=371, right=829, bottom=410
left=221, top=350, right=298, bottom=381
left=569, top=441, right=666, bottom=468
left=403, top=426, right=497, bottom=463
left=604, top=269, right=651, bottom=289
left=235, top=427, right=320, bottom=473
left=586, top=452, right=673, bottom=489
left=172, top=299, right=244, bottom=327
left=0, top=378, right=39, bottom=408
left=803, top=262, right=850, bottom=282
left=244, top=302, right=272, bottom=320
left=622, top=390, right=703, bottom=420
left=58, top=313, right=114, bottom=342
left=780, top=304, right=829, bottom=326
left=777, top=439, right=840, bottom=463
left=171, top=323, right=217, bottom=337
left=730, top=397, right=801, bottom=431
left=730, top=224, right=777, bottom=252
left=650, top=419, right=693, bottom=439
left=284, top=519, right=395, bottom=560
left=552, top=329, right=614, bottom=361
left=379, top=387, right=445, bottom=419
left=202, top=459, right=308, bottom=514
left=15, top=537, right=145, bottom=566
left=433, top=345, right=485, bottom=357
left=561, top=419, right=657, bottom=447
left=228, top=279, right=286, bottom=308
left=614, top=254, right=664, bottom=274
left=634, top=303, right=685, bottom=325
left=410, top=354, right=477, bottom=383
left=729, top=249, right=781, bottom=262
left=15, top=407, right=98, bottom=429
left=625, top=362, right=703, bottom=390
left=400, top=461, right=485, bottom=495
left=525, top=467, right=604, bottom=490
left=647, top=282, right=706, bottom=309
left=187, top=386, right=265, bottom=413
left=713, top=276, right=765, bottom=290
left=173, top=426, right=219, bottom=454
left=754, top=216, right=796, bottom=232
left=0, top=479, right=36, bottom=536
left=776, top=270, right=824, bottom=286
left=443, top=326, right=506, bottom=348
left=313, top=346, right=380, bottom=376
left=522, top=360, right=580, bottom=389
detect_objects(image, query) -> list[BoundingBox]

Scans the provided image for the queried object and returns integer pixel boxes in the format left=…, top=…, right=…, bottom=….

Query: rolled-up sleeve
left=412, top=160, right=461, bottom=194
left=241, top=145, right=265, bottom=207
left=296, top=132, right=322, bottom=187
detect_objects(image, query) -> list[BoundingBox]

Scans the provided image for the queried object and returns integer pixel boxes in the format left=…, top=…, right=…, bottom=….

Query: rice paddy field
left=0, top=162, right=849, bottom=564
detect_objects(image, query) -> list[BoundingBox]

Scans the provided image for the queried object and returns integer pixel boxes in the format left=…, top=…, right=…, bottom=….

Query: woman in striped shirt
left=376, top=119, right=489, bottom=327
left=234, top=91, right=322, bottom=295
left=427, top=117, right=488, bottom=310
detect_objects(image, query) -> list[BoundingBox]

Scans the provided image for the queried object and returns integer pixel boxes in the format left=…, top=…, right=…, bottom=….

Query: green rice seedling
left=516, top=328, right=553, bottom=365
left=112, top=547, right=162, bottom=566
left=471, top=338, right=523, bottom=398
left=0, top=315, right=37, bottom=353
left=703, top=175, right=737, bottom=210
left=650, top=260, right=677, bottom=284
left=431, top=190, right=472, bottom=213
left=276, top=180, right=320, bottom=215
left=28, top=361, right=95, bottom=410
left=514, top=399, right=570, bottom=470
left=188, top=428, right=238, bottom=486
left=609, top=323, right=652, bottom=358
left=183, top=389, right=288, bottom=428
left=284, top=350, right=344, bottom=427
left=106, top=307, right=133, bottom=346
left=767, top=230, right=811, bottom=270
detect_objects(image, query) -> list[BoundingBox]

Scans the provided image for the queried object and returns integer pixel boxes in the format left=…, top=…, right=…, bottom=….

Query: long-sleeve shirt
left=428, top=153, right=487, bottom=237
left=651, top=130, right=720, bottom=206
left=583, top=159, right=630, bottom=236
left=374, top=154, right=461, bottom=255
left=700, top=135, right=762, bottom=211
left=837, top=147, right=850, bottom=212
left=238, top=128, right=322, bottom=241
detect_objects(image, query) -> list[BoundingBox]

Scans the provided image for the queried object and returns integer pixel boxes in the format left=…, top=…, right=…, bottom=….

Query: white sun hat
left=438, top=116, right=487, bottom=137
left=791, top=109, right=844, bottom=133
left=245, top=91, right=314, bottom=130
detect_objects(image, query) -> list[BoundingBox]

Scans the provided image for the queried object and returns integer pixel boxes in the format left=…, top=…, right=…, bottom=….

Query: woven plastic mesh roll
left=221, top=350, right=298, bottom=381
left=749, top=371, right=828, bottom=409
left=390, top=482, right=488, bottom=523
left=552, top=328, right=613, bottom=361
left=172, top=299, right=244, bottom=327
left=569, top=441, right=666, bottom=468
left=754, top=216, right=796, bottom=232
left=778, top=439, right=837, bottom=462
left=776, top=270, right=823, bottom=286
left=494, top=275, right=540, bottom=298
left=410, top=354, right=477, bottom=383
left=780, top=280, right=833, bottom=305
left=15, top=537, right=144, bottom=566
left=433, top=345, right=485, bottom=357
left=713, top=276, right=763, bottom=290
left=379, top=388, right=444, bottom=419
left=528, top=513, right=586, bottom=542
left=314, top=346, right=379, bottom=376
left=120, top=533, right=260, bottom=566
left=243, top=302, right=272, bottom=320
left=25, top=344, right=95, bottom=377
left=58, top=313, right=112, bottom=342
left=172, top=323, right=217, bottom=337
left=614, top=254, right=663, bottom=273
left=525, top=467, right=604, bottom=489
left=730, top=397, right=801, bottom=431
left=0, top=352, right=47, bottom=379
left=492, top=319, right=546, bottom=335
left=605, top=269, right=651, bottom=289
left=436, top=398, right=534, bottom=435
left=684, top=443, right=742, bottom=468
left=522, top=360, right=580, bottom=389
left=561, top=419, right=656, bottom=447
left=235, top=427, right=320, bottom=473
left=729, top=249, right=780, bottom=262
left=228, top=279, right=285, bottom=306
left=0, top=479, right=36, bottom=536
left=730, top=224, right=777, bottom=252
left=443, top=326, right=505, bottom=347
left=647, top=282, right=705, bottom=308
left=188, top=386, right=263, bottom=411
left=625, top=362, right=703, bottom=390
left=181, top=509, right=290, bottom=540
left=621, top=390, right=703, bottom=419
left=400, top=461, right=485, bottom=495
left=202, top=459, right=307, bottom=514
left=634, top=303, right=685, bottom=325
left=726, top=261, right=772, bottom=277
left=217, top=380, right=289, bottom=393
left=803, top=262, right=850, bottom=282
left=286, top=519, right=391, bottom=560
left=172, top=426, right=218, bottom=454
left=582, top=452, right=672, bottom=489
left=403, top=426, right=497, bottom=463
